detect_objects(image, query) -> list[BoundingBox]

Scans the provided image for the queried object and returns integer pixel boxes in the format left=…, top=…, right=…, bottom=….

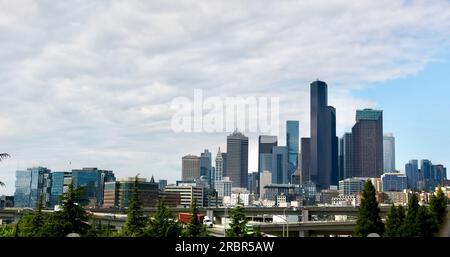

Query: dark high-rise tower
left=310, top=80, right=338, bottom=189
left=301, top=137, right=311, bottom=183
left=339, top=133, right=353, bottom=180
left=258, top=135, right=278, bottom=175
left=258, top=135, right=277, bottom=195
left=272, top=146, right=288, bottom=184
left=225, top=129, right=249, bottom=188
left=405, top=159, right=419, bottom=190
left=352, top=109, right=383, bottom=178
left=200, top=149, right=212, bottom=188
left=421, top=159, right=432, bottom=191
left=286, top=120, right=299, bottom=183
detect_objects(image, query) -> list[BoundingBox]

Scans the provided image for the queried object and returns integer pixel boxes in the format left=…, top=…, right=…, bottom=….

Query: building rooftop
left=229, top=128, right=246, bottom=137
left=356, top=108, right=382, bottom=121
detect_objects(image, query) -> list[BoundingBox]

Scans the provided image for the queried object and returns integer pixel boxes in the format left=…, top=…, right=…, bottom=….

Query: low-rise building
left=381, top=173, right=407, bottom=192
left=215, top=177, right=232, bottom=197
left=164, top=183, right=204, bottom=208
left=320, top=189, right=340, bottom=205
left=277, top=194, right=288, bottom=207
left=223, top=192, right=254, bottom=206
left=103, top=177, right=159, bottom=208
left=383, top=191, right=408, bottom=205
left=338, top=178, right=365, bottom=195
left=332, top=194, right=356, bottom=206
left=158, top=191, right=181, bottom=207
left=354, top=191, right=383, bottom=206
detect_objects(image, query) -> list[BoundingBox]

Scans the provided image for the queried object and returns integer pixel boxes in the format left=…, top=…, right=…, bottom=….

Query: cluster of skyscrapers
left=11, top=80, right=448, bottom=209
left=15, top=167, right=115, bottom=208
left=180, top=80, right=448, bottom=206
left=13, top=166, right=171, bottom=209
left=405, top=160, right=447, bottom=192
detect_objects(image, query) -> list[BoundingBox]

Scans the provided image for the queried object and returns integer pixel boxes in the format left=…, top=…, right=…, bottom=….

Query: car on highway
left=203, top=216, right=213, bottom=227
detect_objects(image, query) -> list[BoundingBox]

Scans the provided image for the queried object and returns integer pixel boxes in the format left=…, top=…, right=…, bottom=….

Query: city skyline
left=2, top=1, right=450, bottom=194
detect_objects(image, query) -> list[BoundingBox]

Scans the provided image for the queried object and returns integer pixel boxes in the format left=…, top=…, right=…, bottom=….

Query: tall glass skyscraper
left=383, top=133, right=396, bottom=173
left=50, top=171, right=72, bottom=207
left=421, top=159, right=433, bottom=191
left=310, top=80, right=338, bottom=189
left=258, top=135, right=277, bottom=195
left=286, top=120, right=299, bottom=183
left=352, top=109, right=383, bottom=178
left=271, top=146, right=288, bottom=184
left=247, top=171, right=258, bottom=194
left=258, top=135, right=277, bottom=174
left=200, top=149, right=212, bottom=188
left=433, top=164, right=447, bottom=187
left=421, top=160, right=432, bottom=180
left=339, top=133, right=353, bottom=180
left=405, top=159, right=419, bottom=190
left=14, top=170, right=32, bottom=207
left=14, top=167, right=51, bottom=208
left=225, top=129, right=248, bottom=188
left=301, top=137, right=311, bottom=183
left=72, top=167, right=112, bottom=207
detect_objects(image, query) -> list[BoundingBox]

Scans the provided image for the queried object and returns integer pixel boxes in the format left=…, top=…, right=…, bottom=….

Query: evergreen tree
left=122, top=176, right=146, bottom=237
left=184, top=199, right=204, bottom=237
left=41, top=213, right=66, bottom=237
left=416, top=205, right=438, bottom=237
left=226, top=205, right=248, bottom=237
left=355, top=180, right=384, bottom=237
left=17, top=196, right=61, bottom=237
left=16, top=212, right=36, bottom=237
left=429, top=186, right=448, bottom=230
left=30, top=194, right=45, bottom=236
left=57, top=183, right=90, bottom=236
left=16, top=188, right=85, bottom=237
left=147, top=199, right=181, bottom=237
left=402, top=193, right=420, bottom=237
left=384, top=204, right=405, bottom=237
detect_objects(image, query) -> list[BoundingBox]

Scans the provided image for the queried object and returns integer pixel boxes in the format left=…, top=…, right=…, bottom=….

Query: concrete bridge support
left=298, top=230, right=309, bottom=237
left=302, top=209, right=309, bottom=221
left=206, top=209, right=214, bottom=219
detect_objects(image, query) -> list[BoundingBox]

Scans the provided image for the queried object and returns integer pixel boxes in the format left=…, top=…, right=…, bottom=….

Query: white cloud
left=1, top=0, right=450, bottom=194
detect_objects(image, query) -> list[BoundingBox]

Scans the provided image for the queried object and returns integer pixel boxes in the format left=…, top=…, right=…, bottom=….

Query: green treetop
left=58, top=183, right=90, bottom=236
left=226, top=204, right=248, bottom=237
left=429, top=186, right=448, bottom=230
left=416, top=205, right=438, bottom=237
left=355, top=180, right=384, bottom=237
left=402, top=193, right=420, bottom=237
left=122, top=175, right=146, bottom=237
left=147, top=199, right=181, bottom=237
left=183, top=199, right=205, bottom=237
left=384, top=204, right=405, bottom=237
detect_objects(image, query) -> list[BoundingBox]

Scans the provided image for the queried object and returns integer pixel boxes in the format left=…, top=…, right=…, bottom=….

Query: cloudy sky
left=1, top=0, right=450, bottom=194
